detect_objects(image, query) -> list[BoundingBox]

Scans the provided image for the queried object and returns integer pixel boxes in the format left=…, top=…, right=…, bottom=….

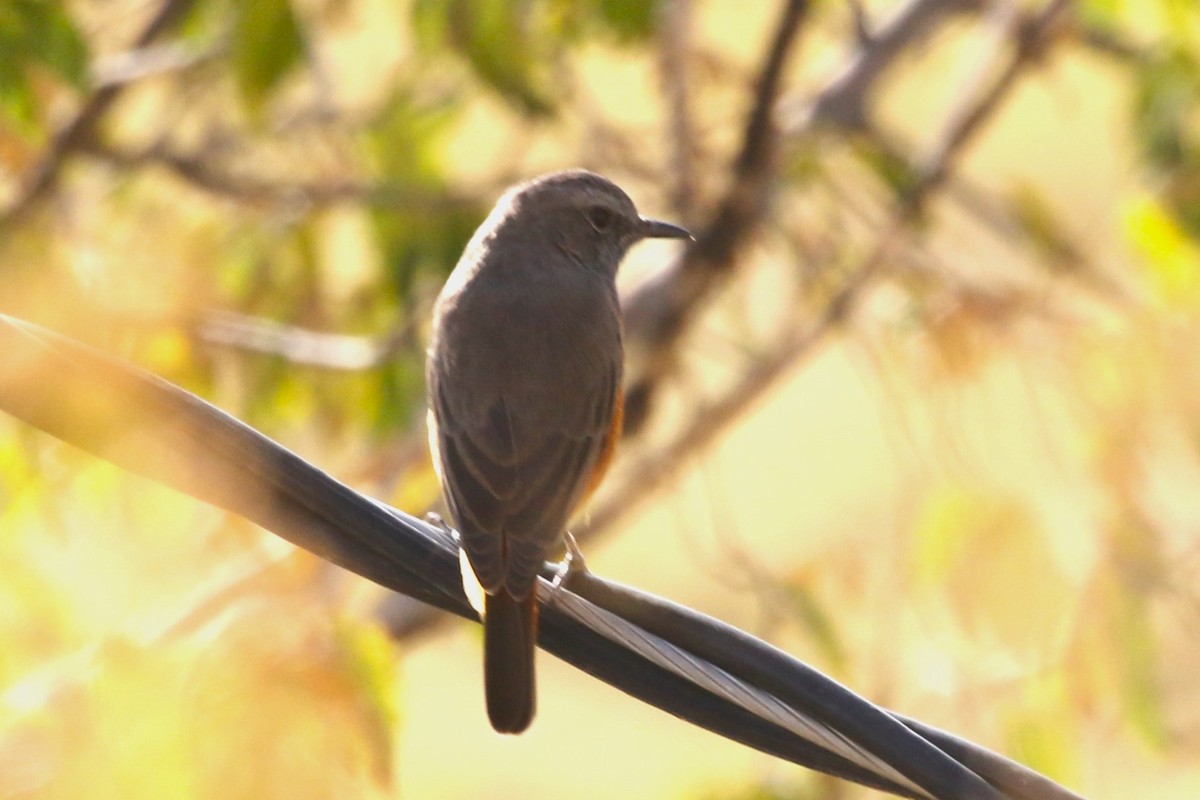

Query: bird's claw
left=549, top=531, right=589, bottom=599
left=424, top=511, right=459, bottom=544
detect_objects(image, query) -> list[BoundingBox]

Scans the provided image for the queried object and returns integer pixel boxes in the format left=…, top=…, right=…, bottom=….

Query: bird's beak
left=638, top=217, right=693, bottom=240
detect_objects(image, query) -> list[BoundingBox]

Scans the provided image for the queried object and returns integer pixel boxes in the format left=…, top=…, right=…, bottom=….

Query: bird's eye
left=587, top=206, right=614, bottom=232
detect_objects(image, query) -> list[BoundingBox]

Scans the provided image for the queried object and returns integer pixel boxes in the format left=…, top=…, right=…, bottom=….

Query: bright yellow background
left=4, top=1, right=1200, bottom=798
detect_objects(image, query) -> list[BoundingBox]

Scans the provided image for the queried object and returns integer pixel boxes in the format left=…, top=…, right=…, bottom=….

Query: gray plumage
left=426, top=169, right=690, bottom=732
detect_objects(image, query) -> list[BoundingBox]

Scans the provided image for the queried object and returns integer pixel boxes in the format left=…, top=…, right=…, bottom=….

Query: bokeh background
left=3, top=0, right=1200, bottom=797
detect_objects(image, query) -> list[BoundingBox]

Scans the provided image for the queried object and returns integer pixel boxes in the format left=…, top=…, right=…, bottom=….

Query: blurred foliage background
left=2, top=0, right=1200, bottom=797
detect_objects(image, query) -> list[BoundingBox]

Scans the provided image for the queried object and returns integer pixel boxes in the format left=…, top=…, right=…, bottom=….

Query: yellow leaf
left=1123, top=195, right=1200, bottom=311
left=910, top=485, right=1076, bottom=660
left=139, top=329, right=193, bottom=375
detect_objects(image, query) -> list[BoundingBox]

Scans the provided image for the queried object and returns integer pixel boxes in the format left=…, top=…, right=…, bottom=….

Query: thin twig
left=584, top=0, right=1074, bottom=546
left=784, top=0, right=984, bottom=135
left=92, top=42, right=214, bottom=88
left=83, top=141, right=479, bottom=212
left=1, top=0, right=200, bottom=225
left=911, top=0, right=1072, bottom=202
left=376, top=0, right=1074, bottom=644
left=621, top=0, right=992, bottom=437
left=657, top=0, right=700, bottom=225
left=197, top=311, right=417, bottom=370
left=622, top=0, right=810, bottom=434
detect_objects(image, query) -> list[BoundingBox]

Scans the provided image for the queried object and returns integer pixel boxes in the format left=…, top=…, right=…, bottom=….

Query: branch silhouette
left=0, top=2, right=1091, bottom=795
left=1, top=0, right=199, bottom=226
left=309, top=0, right=1083, bottom=647
left=578, top=0, right=1077, bottom=577
left=621, top=0, right=808, bottom=435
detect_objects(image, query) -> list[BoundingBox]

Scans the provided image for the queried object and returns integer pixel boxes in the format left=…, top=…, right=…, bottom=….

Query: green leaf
left=593, top=0, right=657, bottom=42
left=1110, top=578, right=1167, bottom=747
left=334, top=617, right=401, bottom=781
left=1076, top=0, right=1121, bottom=33
left=854, top=136, right=920, bottom=200
left=231, top=0, right=306, bottom=112
left=412, top=0, right=557, bottom=116
left=0, top=51, right=39, bottom=131
left=0, top=0, right=89, bottom=88
left=780, top=579, right=846, bottom=671
left=1010, top=184, right=1083, bottom=271
left=0, top=0, right=89, bottom=133
left=364, top=89, right=486, bottom=297
left=1132, top=48, right=1200, bottom=172
left=1002, top=673, right=1081, bottom=787
left=34, top=0, right=89, bottom=88
left=1073, top=563, right=1168, bottom=750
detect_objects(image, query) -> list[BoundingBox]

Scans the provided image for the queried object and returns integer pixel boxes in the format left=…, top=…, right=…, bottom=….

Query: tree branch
left=372, top=0, right=1079, bottom=648
left=784, top=0, right=984, bottom=135
left=196, top=311, right=417, bottom=370
left=83, top=141, right=479, bottom=213
left=619, top=0, right=996, bottom=438
left=622, top=0, right=810, bottom=435
left=1, top=0, right=200, bottom=226
left=585, top=0, right=1074, bottom=556
left=910, top=0, right=1072, bottom=204
left=656, top=0, right=701, bottom=225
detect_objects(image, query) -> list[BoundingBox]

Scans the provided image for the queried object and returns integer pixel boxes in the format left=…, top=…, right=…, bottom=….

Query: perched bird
left=426, top=170, right=690, bottom=733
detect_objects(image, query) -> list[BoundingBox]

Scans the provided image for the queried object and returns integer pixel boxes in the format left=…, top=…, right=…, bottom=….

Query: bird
left=425, top=169, right=690, bottom=733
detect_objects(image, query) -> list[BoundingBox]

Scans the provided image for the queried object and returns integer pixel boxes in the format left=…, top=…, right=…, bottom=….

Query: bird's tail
left=483, top=591, right=538, bottom=733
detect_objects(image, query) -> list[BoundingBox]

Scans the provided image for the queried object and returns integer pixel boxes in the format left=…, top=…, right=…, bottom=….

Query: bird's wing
left=431, top=361, right=620, bottom=597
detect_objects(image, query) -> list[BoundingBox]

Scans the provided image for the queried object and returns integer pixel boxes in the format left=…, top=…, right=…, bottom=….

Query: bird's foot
left=549, top=532, right=589, bottom=597
left=424, top=511, right=458, bottom=542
